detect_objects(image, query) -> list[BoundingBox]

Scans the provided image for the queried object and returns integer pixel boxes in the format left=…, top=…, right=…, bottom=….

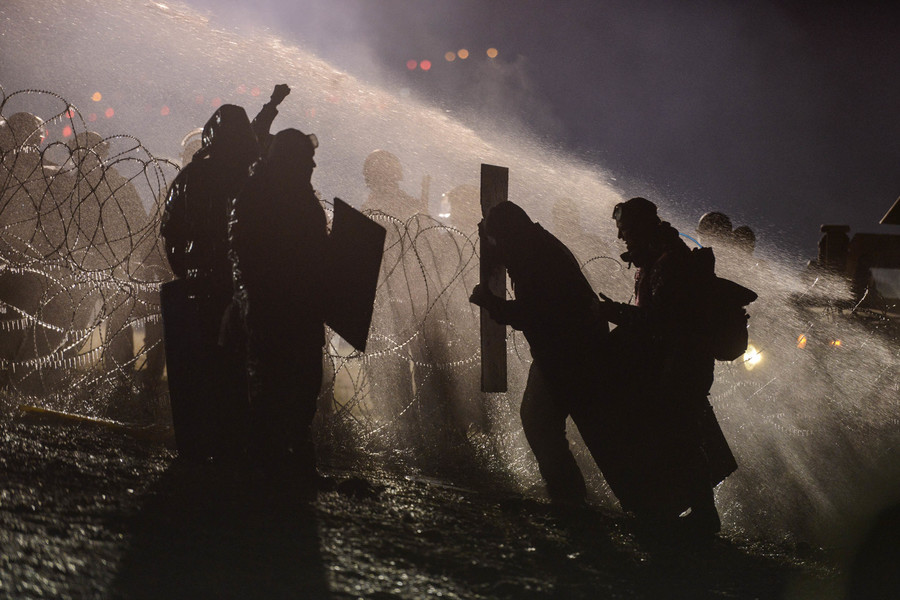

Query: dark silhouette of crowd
left=471, top=198, right=751, bottom=536
left=3, top=84, right=759, bottom=541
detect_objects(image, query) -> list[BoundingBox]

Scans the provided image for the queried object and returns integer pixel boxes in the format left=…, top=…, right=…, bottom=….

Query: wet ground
left=0, top=411, right=846, bottom=600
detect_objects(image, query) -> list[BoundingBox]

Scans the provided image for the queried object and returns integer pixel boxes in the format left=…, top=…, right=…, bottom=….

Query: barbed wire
left=1, top=90, right=896, bottom=463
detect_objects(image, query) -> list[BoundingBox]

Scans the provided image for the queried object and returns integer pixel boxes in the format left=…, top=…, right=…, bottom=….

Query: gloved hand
left=592, top=291, right=619, bottom=323
left=469, top=283, right=498, bottom=312
left=270, top=84, right=291, bottom=106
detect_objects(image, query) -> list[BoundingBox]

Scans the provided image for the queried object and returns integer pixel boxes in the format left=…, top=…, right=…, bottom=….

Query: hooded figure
left=229, top=128, right=327, bottom=476
left=470, top=201, right=609, bottom=503
left=159, top=104, right=261, bottom=461
left=162, top=84, right=291, bottom=286
left=360, top=149, right=426, bottom=218
left=595, top=197, right=738, bottom=536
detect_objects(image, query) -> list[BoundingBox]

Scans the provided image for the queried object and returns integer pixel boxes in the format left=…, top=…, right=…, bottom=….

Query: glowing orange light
left=830, top=339, right=843, bottom=348
left=445, top=52, right=456, bottom=62
left=458, top=49, right=469, bottom=59
left=105, top=107, right=115, bottom=118
left=160, top=105, right=170, bottom=116
left=797, top=334, right=807, bottom=349
left=406, top=59, right=417, bottom=70
left=91, top=92, right=102, bottom=102
left=211, top=97, right=222, bottom=107
left=88, top=113, right=97, bottom=122
left=62, top=125, right=73, bottom=138
left=420, top=60, right=432, bottom=71
left=487, top=48, right=499, bottom=58
left=65, top=109, right=75, bottom=119
left=250, top=86, right=261, bottom=97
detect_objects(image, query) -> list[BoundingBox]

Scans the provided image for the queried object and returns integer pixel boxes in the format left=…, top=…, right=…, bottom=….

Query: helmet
left=66, top=130, right=110, bottom=161
left=266, top=128, right=318, bottom=165
left=697, top=211, right=733, bottom=237
left=441, top=184, right=480, bottom=226
left=732, top=225, right=756, bottom=252
left=180, top=127, right=203, bottom=166
left=363, top=149, right=403, bottom=186
left=612, top=197, right=659, bottom=229
left=0, top=112, right=45, bottom=150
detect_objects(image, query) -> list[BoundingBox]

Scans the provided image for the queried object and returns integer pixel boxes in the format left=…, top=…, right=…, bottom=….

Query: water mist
left=1, top=0, right=897, bottom=549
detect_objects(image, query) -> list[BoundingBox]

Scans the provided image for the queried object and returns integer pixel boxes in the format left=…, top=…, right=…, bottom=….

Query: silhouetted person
left=63, top=131, right=149, bottom=387
left=229, top=128, right=326, bottom=477
left=470, top=201, right=608, bottom=503
left=845, top=502, right=900, bottom=599
left=696, top=211, right=733, bottom=248
left=358, top=150, right=428, bottom=432
left=595, top=197, right=737, bottom=535
left=160, top=86, right=289, bottom=460
left=0, top=112, right=54, bottom=390
left=360, top=149, right=427, bottom=218
left=732, top=225, right=755, bottom=256
left=1, top=112, right=53, bottom=260
left=439, top=184, right=480, bottom=233
left=418, top=183, right=486, bottom=438
left=129, top=192, right=171, bottom=405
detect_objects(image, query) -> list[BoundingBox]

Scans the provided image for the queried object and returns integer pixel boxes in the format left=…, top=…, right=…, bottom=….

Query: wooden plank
left=479, top=164, right=508, bottom=392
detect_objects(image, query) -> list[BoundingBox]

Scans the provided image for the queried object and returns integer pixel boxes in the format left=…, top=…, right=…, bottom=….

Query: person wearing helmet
left=1, top=112, right=51, bottom=257
left=229, top=128, right=325, bottom=477
left=358, top=149, right=428, bottom=433
left=439, top=183, right=480, bottom=232
left=0, top=113, right=65, bottom=393
left=593, top=197, right=737, bottom=536
left=0, top=111, right=45, bottom=153
left=696, top=211, right=733, bottom=248
left=361, top=149, right=426, bottom=218
left=732, top=225, right=756, bottom=256
left=61, top=130, right=152, bottom=390
left=469, top=201, right=610, bottom=504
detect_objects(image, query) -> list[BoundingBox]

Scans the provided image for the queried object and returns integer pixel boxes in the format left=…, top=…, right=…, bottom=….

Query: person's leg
left=284, top=342, right=324, bottom=478
left=248, top=333, right=322, bottom=479
left=520, top=362, right=586, bottom=503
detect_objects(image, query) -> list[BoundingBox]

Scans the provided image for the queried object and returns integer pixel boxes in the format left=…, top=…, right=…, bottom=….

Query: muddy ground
left=0, top=412, right=860, bottom=599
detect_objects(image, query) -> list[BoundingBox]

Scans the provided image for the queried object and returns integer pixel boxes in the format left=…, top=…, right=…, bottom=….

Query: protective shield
left=160, top=279, right=247, bottom=460
left=160, top=278, right=206, bottom=459
left=326, top=198, right=386, bottom=352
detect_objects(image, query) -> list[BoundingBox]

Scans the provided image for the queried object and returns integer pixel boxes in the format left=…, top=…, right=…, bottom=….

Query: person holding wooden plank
left=469, top=200, right=609, bottom=504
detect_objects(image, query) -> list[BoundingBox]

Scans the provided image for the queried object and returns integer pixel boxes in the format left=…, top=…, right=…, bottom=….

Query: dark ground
left=0, top=410, right=845, bottom=600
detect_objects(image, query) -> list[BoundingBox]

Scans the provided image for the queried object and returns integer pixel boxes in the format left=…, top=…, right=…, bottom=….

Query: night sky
left=2, top=0, right=898, bottom=258
left=176, top=0, right=900, bottom=258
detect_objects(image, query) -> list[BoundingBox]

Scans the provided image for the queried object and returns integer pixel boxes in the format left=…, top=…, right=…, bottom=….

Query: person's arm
left=160, top=171, right=188, bottom=278
left=469, top=283, right=528, bottom=329
left=251, top=84, right=291, bottom=152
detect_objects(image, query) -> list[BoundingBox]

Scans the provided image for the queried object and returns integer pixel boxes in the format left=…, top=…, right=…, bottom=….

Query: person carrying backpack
left=594, top=197, right=750, bottom=537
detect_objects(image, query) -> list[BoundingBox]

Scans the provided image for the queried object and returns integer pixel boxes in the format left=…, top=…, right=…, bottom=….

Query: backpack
left=691, top=247, right=758, bottom=361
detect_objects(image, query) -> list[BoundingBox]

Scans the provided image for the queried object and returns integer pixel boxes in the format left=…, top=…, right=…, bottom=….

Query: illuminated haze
left=178, top=0, right=900, bottom=259
left=1, top=0, right=899, bottom=547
